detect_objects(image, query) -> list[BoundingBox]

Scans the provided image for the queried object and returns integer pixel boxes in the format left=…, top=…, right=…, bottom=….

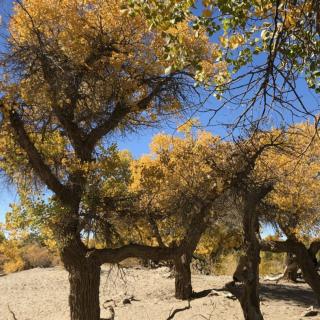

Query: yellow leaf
left=202, top=9, right=212, bottom=18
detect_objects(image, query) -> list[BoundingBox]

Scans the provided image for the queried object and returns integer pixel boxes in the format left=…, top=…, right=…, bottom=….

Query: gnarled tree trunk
left=60, top=224, right=102, bottom=320
left=240, top=228, right=263, bottom=320
left=174, top=253, right=192, bottom=300
left=172, top=202, right=212, bottom=300
left=240, top=189, right=269, bottom=320
left=240, top=246, right=263, bottom=320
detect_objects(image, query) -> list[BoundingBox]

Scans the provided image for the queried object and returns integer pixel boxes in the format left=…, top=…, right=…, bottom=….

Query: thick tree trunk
left=174, top=253, right=192, bottom=300
left=173, top=202, right=211, bottom=300
left=240, top=193, right=264, bottom=320
left=60, top=233, right=101, bottom=320
left=67, top=262, right=101, bottom=320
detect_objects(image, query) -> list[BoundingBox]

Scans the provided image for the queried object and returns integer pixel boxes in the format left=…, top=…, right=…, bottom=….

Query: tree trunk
left=66, top=260, right=101, bottom=320
left=61, top=235, right=101, bottom=320
left=241, top=194, right=264, bottom=320
left=295, top=243, right=320, bottom=304
left=240, top=247, right=263, bottom=320
left=174, top=253, right=192, bottom=300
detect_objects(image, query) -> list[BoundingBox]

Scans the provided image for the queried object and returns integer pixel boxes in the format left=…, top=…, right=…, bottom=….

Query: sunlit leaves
left=130, top=0, right=320, bottom=93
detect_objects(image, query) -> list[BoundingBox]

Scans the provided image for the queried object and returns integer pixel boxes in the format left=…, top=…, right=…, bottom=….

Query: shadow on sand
left=260, top=282, right=317, bottom=306
left=191, top=282, right=317, bottom=307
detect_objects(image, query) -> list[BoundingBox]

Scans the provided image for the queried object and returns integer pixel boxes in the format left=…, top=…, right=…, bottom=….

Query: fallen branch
left=8, top=305, right=18, bottom=320
left=263, top=273, right=285, bottom=283
left=166, top=300, right=191, bottom=320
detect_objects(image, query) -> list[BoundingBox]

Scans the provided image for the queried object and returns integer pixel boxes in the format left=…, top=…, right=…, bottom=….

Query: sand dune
left=0, top=265, right=319, bottom=320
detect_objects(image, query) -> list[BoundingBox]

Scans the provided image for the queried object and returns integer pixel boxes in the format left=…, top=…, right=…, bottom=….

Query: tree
left=128, top=0, right=320, bottom=127
left=0, top=1, right=225, bottom=319
left=130, top=128, right=229, bottom=299
left=225, top=131, right=284, bottom=320
left=259, top=123, right=320, bottom=302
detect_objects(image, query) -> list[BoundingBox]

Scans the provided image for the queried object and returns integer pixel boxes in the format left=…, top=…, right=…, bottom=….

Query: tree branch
left=84, top=78, right=172, bottom=152
left=7, top=108, right=72, bottom=204
left=259, top=239, right=295, bottom=253
left=90, top=243, right=180, bottom=265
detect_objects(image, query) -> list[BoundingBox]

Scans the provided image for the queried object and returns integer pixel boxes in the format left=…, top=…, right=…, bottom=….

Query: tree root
left=166, top=300, right=191, bottom=320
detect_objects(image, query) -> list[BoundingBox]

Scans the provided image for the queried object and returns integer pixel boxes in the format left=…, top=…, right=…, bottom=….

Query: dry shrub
left=22, top=243, right=57, bottom=269
left=212, top=252, right=240, bottom=276
left=0, top=253, right=6, bottom=270
left=260, top=251, right=285, bottom=275
left=211, top=251, right=285, bottom=276
left=119, top=258, right=142, bottom=268
left=0, top=241, right=60, bottom=273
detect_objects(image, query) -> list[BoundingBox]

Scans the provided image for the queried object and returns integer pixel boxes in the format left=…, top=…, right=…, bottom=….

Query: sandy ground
left=0, top=265, right=320, bottom=320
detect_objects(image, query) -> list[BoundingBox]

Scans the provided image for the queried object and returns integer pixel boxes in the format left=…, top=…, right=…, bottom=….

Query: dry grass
left=22, top=243, right=60, bottom=269
left=210, top=251, right=285, bottom=276
left=260, top=251, right=285, bottom=276
left=212, top=252, right=241, bottom=276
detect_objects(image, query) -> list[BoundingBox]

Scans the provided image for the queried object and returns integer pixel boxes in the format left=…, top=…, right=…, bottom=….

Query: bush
left=212, top=252, right=240, bottom=276
left=22, top=243, right=57, bottom=269
left=260, top=251, right=285, bottom=275
left=3, top=257, right=25, bottom=273
left=0, top=240, right=60, bottom=273
left=191, top=250, right=285, bottom=276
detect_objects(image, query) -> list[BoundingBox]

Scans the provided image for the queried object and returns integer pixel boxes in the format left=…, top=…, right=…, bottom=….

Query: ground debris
left=208, top=289, right=236, bottom=300
left=101, top=306, right=115, bottom=320
left=300, top=306, right=319, bottom=317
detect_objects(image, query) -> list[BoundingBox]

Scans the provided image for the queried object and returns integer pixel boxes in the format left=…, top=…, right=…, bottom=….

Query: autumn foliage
left=0, top=1, right=319, bottom=320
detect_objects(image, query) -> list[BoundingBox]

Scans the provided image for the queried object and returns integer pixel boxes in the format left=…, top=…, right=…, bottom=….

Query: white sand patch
left=0, top=266, right=319, bottom=320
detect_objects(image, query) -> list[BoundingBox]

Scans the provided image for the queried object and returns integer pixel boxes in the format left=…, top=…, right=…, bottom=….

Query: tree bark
left=240, top=234, right=263, bottom=320
left=174, top=253, right=192, bottom=300
left=240, top=192, right=265, bottom=320
left=60, top=225, right=101, bottom=320
left=67, top=262, right=101, bottom=320
left=294, top=242, right=320, bottom=304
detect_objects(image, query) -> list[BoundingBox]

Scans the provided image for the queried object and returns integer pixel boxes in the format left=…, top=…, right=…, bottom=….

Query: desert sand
left=0, top=265, right=319, bottom=320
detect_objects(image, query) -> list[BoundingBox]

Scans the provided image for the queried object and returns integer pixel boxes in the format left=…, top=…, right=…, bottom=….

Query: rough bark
left=67, top=261, right=101, bottom=320
left=173, top=202, right=211, bottom=300
left=294, top=242, right=320, bottom=304
left=239, top=186, right=272, bottom=320
left=60, top=235, right=101, bottom=320
left=241, top=202, right=263, bottom=320
left=174, top=253, right=192, bottom=300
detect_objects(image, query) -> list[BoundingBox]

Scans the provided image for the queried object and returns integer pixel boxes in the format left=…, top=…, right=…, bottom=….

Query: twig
left=7, top=305, right=18, bottom=320
left=166, top=300, right=191, bottom=320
